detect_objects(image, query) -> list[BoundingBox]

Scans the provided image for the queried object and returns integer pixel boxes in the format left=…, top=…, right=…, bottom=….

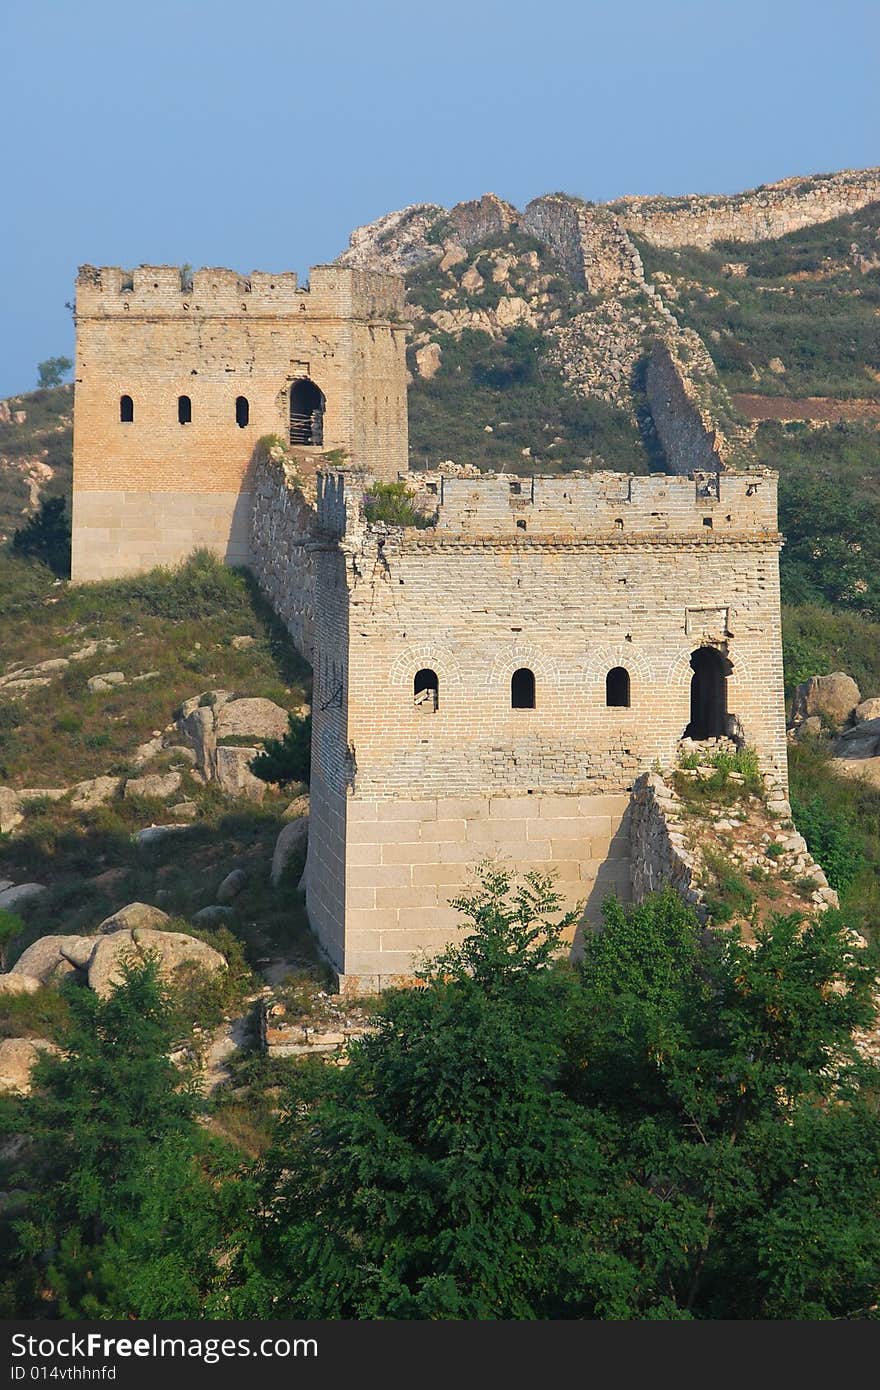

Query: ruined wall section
left=521, top=195, right=646, bottom=294
left=615, top=168, right=880, bottom=249
left=72, top=264, right=407, bottom=581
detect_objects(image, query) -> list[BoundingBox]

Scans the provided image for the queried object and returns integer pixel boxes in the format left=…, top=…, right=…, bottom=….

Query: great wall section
left=60, top=166, right=880, bottom=987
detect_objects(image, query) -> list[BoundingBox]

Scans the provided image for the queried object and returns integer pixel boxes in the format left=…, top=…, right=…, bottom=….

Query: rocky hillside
left=337, top=169, right=880, bottom=615
left=0, top=386, right=72, bottom=544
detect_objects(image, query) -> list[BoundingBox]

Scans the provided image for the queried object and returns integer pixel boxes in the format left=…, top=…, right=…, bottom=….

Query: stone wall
left=615, top=168, right=880, bottom=250
left=71, top=264, right=408, bottom=582
left=630, top=772, right=703, bottom=911
left=521, top=196, right=645, bottom=294
left=249, top=451, right=321, bottom=662
left=645, top=338, right=729, bottom=475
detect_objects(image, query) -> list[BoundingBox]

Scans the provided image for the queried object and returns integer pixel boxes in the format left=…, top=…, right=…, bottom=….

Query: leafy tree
left=12, top=496, right=71, bottom=577
left=232, top=876, right=880, bottom=1320
left=36, top=357, right=72, bottom=389
left=250, top=712, right=311, bottom=787
left=7, top=956, right=240, bottom=1318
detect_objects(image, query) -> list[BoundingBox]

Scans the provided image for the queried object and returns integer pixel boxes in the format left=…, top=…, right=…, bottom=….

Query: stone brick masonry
left=248, top=464, right=789, bottom=990
left=71, top=264, right=407, bottom=580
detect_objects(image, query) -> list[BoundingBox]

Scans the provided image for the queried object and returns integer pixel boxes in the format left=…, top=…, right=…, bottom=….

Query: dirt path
left=732, top=393, right=880, bottom=423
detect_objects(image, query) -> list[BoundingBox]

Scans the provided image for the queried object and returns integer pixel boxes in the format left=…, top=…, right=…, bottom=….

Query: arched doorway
left=289, top=378, right=325, bottom=446
left=686, top=647, right=729, bottom=739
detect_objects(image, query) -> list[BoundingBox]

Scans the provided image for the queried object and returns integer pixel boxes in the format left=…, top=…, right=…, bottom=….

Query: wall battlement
left=75, top=264, right=405, bottom=321
left=315, top=467, right=780, bottom=540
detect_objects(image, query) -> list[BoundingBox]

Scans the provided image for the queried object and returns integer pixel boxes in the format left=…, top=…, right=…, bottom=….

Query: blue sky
left=1, top=0, right=877, bottom=396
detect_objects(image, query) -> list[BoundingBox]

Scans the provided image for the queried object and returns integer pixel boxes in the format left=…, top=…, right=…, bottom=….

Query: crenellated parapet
left=75, top=264, right=405, bottom=321
left=313, top=467, right=780, bottom=542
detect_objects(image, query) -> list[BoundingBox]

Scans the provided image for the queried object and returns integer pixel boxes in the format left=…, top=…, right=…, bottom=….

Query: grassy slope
left=0, top=551, right=320, bottom=1046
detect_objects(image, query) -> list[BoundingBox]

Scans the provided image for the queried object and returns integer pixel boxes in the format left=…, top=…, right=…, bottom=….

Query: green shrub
left=790, top=793, right=866, bottom=894
left=362, top=481, right=433, bottom=529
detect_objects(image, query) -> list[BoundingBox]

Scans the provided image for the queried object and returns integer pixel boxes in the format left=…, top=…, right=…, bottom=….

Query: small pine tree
left=250, top=712, right=311, bottom=786
left=12, top=496, right=71, bottom=576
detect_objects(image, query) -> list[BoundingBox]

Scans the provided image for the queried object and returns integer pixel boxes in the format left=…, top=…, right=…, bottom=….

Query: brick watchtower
left=71, top=264, right=407, bottom=580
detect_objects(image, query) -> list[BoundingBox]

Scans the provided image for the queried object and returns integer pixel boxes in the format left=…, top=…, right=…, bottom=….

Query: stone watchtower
left=249, top=466, right=788, bottom=992
left=71, top=264, right=407, bottom=581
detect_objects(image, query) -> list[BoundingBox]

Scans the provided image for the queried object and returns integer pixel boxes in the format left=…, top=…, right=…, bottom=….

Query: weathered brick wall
left=615, top=168, right=880, bottom=249
left=281, top=467, right=788, bottom=988
left=71, top=264, right=407, bottom=581
left=521, top=195, right=645, bottom=294
left=645, top=340, right=726, bottom=475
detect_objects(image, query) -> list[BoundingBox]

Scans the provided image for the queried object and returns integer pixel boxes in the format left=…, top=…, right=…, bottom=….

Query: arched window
left=290, top=378, right=325, bottom=446
left=511, top=668, right=535, bottom=709
left=178, top=395, right=192, bottom=424
left=687, top=647, right=729, bottom=739
left=414, top=668, right=439, bottom=712
left=606, top=666, right=630, bottom=707
left=119, top=394, right=134, bottom=423
left=235, top=396, right=250, bottom=428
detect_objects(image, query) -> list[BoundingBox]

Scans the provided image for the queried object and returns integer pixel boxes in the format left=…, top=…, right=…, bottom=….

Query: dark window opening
left=119, top=394, right=134, bottom=423
left=511, top=667, right=535, bottom=709
left=686, top=647, right=729, bottom=739
left=516, top=518, right=527, bottom=531
left=414, top=668, right=439, bottom=712
left=703, top=516, right=713, bottom=528
left=178, top=394, right=192, bottom=424
left=235, top=396, right=250, bottom=428
left=614, top=517, right=624, bottom=530
left=290, top=378, right=325, bottom=446
left=606, top=667, right=630, bottom=707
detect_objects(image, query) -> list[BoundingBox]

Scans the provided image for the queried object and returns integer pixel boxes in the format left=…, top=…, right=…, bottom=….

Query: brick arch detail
left=582, top=646, right=654, bottom=685
left=389, top=644, right=462, bottom=688
left=486, top=646, right=561, bottom=687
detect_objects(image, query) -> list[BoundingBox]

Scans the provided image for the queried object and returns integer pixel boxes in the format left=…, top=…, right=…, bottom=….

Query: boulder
left=439, top=243, right=467, bottom=271
left=124, top=770, right=182, bottom=800
left=87, top=671, right=125, bottom=693
left=790, top=672, right=861, bottom=728
left=0, top=883, right=47, bottom=912
left=132, top=736, right=164, bottom=766
left=0, top=788, right=23, bottom=834
left=216, top=869, right=247, bottom=904
left=170, top=801, right=199, bottom=821
left=794, top=715, right=824, bottom=740
left=271, top=816, right=309, bottom=886
left=231, top=635, right=256, bottom=650
left=0, top=1038, right=59, bottom=1095
left=87, top=928, right=227, bottom=998
left=215, top=746, right=265, bottom=800
left=0, top=973, right=41, bottom=996
left=178, top=705, right=216, bottom=776
left=179, top=690, right=235, bottom=720
left=69, top=776, right=121, bottom=811
left=215, top=698, right=289, bottom=742
left=134, top=824, right=190, bottom=847
left=854, top=697, right=880, bottom=724
left=95, top=902, right=172, bottom=936
left=414, top=342, right=442, bottom=380
left=11, top=935, right=93, bottom=983
left=831, top=757, right=880, bottom=790
left=19, top=787, right=66, bottom=803
left=192, top=905, right=234, bottom=926
left=282, top=793, right=310, bottom=822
